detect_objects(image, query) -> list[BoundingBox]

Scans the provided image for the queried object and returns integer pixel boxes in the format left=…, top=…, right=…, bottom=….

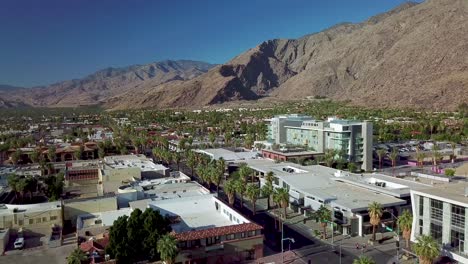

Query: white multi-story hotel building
left=411, top=183, right=468, bottom=263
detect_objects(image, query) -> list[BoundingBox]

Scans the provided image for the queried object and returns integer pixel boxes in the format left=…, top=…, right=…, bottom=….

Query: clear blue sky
left=0, top=0, right=421, bottom=87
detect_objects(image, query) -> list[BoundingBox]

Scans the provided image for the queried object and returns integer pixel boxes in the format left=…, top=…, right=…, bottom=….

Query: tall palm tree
left=353, top=256, right=376, bottom=264
left=397, top=210, right=413, bottom=249
left=432, top=145, right=442, bottom=171
left=7, top=174, right=19, bottom=200
left=274, top=188, right=289, bottom=220
left=324, top=149, right=336, bottom=168
left=224, top=179, right=237, bottom=206
left=413, top=235, right=440, bottom=264
left=376, top=149, right=386, bottom=171
left=368, top=202, right=383, bottom=242
left=209, top=163, right=222, bottom=195
left=66, top=248, right=88, bottom=264
left=261, top=182, right=273, bottom=210
left=389, top=149, right=398, bottom=176
left=314, top=205, right=332, bottom=239
left=416, top=152, right=426, bottom=168
left=246, top=184, right=260, bottom=215
left=216, top=158, right=226, bottom=195
left=186, top=152, right=197, bottom=178
left=157, top=234, right=178, bottom=264
left=238, top=163, right=253, bottom=183
left=234, top=179, right=246, bottom=208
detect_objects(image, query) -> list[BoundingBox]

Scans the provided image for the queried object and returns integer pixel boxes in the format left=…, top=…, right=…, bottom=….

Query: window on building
left=451, top=204, right=465, bottom=229
left=226, top=234, right=235, bottom=240
left=42, top=217, right=47, bottom=223
left=206, top=237, right=216, bottom=246
left=430, top=222, right=443, bottom=243
left=29, top=219, right=34, bottom=225
left=430, top=199, right=443, bottom=222
left=18, top=220, right=23, bottom=226
left=36, top=218, right=42, bottom=224
left=451, top=230, right=465, bottom=253
left=419, top=219, right=423, bottom=235
left=241, top=232, right=246, bottom=238
left=419, top=196, right=424, bottom=216
left=50, top=215, right=58, bottom=221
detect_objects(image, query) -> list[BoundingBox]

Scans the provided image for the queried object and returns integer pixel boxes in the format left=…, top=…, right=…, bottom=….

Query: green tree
left=273, top=187, right=289, bottom=220
left=347, top=162, right=357, bottom=173
left=413, top=235, right=440, bottom=264
left=11, top=149, right=22, bottom=165
left=353, top=256, right=376, bottom=264
left=67, top=248, right=88, bottom=264
left=157, top=234, right=178, bottom=264
left=7, top=174, right=19, bottom=200
left=186, top=152, right=197, bottom=178
left=376, top=149, right=386, bottom=171
left=246, top=184, right=260, bottom=215
left=261, top=173, right=274, bottom=210
left=208, top=131, right=216, bottom=146
left=324, top=149, right=336, bottom=168
left=30, top=149, right=41, bottom=163
left=368, top=202, right=383, bottom=241
left=224, top=179, right=237, bottom=206
left=314, top=205, right=332, bottom=239
left=397, top=210, right=413, bottom=249
left=389, top=149, right=398, bottom=176
left=234, top=179, right=246, bottom=208
left=48, top=145, right=56, bottom=162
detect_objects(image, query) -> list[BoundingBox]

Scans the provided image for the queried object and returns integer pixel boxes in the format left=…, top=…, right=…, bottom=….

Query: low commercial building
left=150, top=194, right=264, bottom=263
left=63, top=196, right=118, bottom=227
left=76, top=208, right=132, bottom=237
left=410, top=183, right=468, bottom=263
left=261, top=148, right=320, bottom=162
left=194, top=148, right=260, bottom=162
left=0, top=201, right=63, bottom=236
left=98, top=155, right=169, bottom=196
left=244, top=159, right=433, bottom=237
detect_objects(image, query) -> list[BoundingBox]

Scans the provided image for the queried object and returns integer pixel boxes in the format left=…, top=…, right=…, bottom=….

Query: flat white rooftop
left=0, top=201, right=62, bottom=216
left=195, top=148, right=260, bottom=161
left=77, top=208, right=132, bottom=230
left=413, top=183, right=468, bottom=206
left=148, top=194, right=248, bottom=233
left=103, top=155, right=168, bottom=172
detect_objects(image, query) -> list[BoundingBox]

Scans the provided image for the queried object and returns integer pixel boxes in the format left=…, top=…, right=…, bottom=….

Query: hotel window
left=430, top=199, right=443, bottom=222
left=419, top=219, right=423, bottom=235
left=451, top=230, right=465, bottom=252
left=430, top=222, right=443, bottom=243
left=419, top=196, right=424, bottom=216
left=451, top=204, right=465, bottom=229
left=226, top=234, right=235, bottom=240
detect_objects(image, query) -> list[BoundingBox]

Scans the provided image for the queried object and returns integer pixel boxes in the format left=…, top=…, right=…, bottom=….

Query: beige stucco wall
left=64, top=197, right=117, bottom=226
left=0, top=208, right=63, bottom=236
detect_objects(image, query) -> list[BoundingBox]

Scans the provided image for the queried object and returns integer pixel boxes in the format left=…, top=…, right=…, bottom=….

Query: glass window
left=226, top=234, right=235, bottom=240
left=29, top=219, right=34, bottom=225
left=50, top=216, right=57, bottom=221
left=451, top=230, right=465, bottom=253
left=419, top=219, right=423, bottom=235
left=42, top=217, right=47, bottom=222
left=430, top=222, right=443, bottom=243
left=419, top=196, right=424, bottom=216
left=430, top=199, right=443, bottom=222
left=451, top=204, right=465, bottom=229
left=36, top=218, right=42, bottom=224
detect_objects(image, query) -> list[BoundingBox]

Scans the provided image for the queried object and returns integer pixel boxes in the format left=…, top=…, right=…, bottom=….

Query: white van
left=14, top=237, right=24, bottom=249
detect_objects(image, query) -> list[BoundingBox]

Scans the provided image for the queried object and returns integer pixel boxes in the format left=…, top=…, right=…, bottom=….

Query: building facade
left=411, top=184, right=468, bottom=263
left=266, top=115, right=373, bottom=171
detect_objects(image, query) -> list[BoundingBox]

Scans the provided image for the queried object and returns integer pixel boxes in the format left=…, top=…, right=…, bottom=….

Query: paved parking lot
left=0, top=243, right=76, bottom=264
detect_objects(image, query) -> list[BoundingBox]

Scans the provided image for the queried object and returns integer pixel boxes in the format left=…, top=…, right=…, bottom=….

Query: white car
left=14, top=237, right=24, bottom=249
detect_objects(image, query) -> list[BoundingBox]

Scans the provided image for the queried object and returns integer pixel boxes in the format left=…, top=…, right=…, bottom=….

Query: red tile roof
left=79, top=237, right=110, bottom=253
left=173, top=222, right=262, bottom=241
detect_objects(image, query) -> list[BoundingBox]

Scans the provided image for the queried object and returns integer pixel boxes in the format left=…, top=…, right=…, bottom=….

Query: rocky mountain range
left=2, top=0, right=468, bottom=110
left=0, top=60, right=215, bottom=107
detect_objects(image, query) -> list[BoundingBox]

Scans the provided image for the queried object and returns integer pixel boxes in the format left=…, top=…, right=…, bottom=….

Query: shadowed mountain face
left=2, top=0, right=468, bottom=110
left=0, top=60, right=215, bottom=108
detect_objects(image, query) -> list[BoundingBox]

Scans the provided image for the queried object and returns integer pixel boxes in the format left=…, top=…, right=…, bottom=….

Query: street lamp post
left=281, top=219, right=295, bottom=263
left=383, top=210, right=400, bottom=264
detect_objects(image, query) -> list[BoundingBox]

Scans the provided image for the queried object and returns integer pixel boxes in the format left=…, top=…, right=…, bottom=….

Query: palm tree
left=376, top=149, right=386, bottom=171
left=261, top=182, right=273, bottom=210
left=389, top=149, right=398, bottom=176
left=397, top=210, right=413, bottom=249
left=66, top=248, right=88, bottom=264
left=238, top=163, right=253, bottom=183
left=157, top=234, right=178, bottom=264
left=186, top=152, right=197, bottom=179
left=7, top=174, right=19, bottom=200
left=234, top=179, right=246, bottom=208
left=413, top=235, right=440, bottom=264
left=416, top=152, right=426, bottom=168
left=324, top=149, right=336, bottom=168
left=216, top=158, right=226, bottom=195
left=314, top=205, right=332, bottom=239
left=246, top=184, right=260, bottom=215
left=353, top=256, right=376, bottom=264
left=209, top=163, right=222, bottom=195
left=432, top=145, right=442, bottom=171
left=274, top=188, right=289, bottom=220
left=368, top=202, right=383, bottom=241
left=224, top=179, right=237, bottom=206
left=173, top=152, right=182, bottom=171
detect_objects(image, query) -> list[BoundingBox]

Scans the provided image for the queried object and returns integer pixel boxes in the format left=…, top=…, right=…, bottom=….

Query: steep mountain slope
left=0, top=60, right=215, bottom=107
left=108, top=0, right=468, bottom=110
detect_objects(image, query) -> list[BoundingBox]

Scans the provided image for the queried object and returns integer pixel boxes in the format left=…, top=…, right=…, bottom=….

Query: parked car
left=14, top=237, right=24, bottom=250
